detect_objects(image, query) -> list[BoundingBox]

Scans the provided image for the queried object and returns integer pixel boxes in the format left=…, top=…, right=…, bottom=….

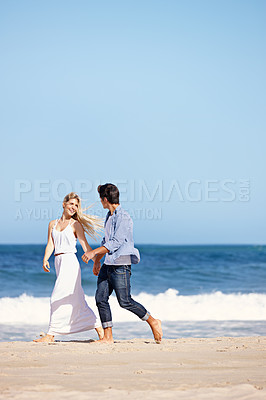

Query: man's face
left=100, top=197, right=109, bottom=209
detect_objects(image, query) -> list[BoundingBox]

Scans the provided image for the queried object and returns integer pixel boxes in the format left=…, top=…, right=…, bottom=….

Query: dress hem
left=47, top=323, right=101, bottom=336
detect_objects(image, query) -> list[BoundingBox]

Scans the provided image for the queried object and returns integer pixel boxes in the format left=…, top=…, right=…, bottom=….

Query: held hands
left=43, top=260, right=50, bottom=272
left=82, top=250, right=95, bottom=264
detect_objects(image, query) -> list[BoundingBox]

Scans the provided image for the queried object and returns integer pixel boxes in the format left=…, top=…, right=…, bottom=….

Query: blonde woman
left=34, top=192, right=104, bottom=342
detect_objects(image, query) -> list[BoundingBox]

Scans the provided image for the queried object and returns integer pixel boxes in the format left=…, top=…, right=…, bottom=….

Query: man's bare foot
left=33, top=334, right=54, bottom=343
left=95, top=326, right=104, bottom=340
left=152, top=319, right=163, bottom=343
left=147, top=317, right=163, bottom=343
left=93, top=327, right=114, bottom=343
left=94, top=337, right=114, bottom=344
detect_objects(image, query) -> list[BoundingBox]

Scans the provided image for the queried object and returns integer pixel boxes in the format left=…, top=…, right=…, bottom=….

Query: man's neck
left=108, top=203, right=120, bottom=215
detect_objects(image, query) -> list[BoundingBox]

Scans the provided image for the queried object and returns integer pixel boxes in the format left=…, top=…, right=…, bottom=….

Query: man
left=82, top=183, right=163, bottom=343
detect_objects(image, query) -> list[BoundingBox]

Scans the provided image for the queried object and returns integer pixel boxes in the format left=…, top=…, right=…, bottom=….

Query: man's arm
left=82, top=213, right=130, bottom=263
left=92, top=253, right=105, bottom=276
left=82, top=246, right=108, bottom=264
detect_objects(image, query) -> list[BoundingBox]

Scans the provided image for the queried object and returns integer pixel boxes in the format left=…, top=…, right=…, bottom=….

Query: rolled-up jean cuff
left=141, top=311, right=150, bottom=321
left=102, top=321, right=113, bottom=329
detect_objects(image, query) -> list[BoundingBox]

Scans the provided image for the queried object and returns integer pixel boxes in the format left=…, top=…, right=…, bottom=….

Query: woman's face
left=63, top=198, right=79, bottom=217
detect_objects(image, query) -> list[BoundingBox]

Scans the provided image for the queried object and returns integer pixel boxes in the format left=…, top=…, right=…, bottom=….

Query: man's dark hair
left=97, top=183, right=120, bottom=204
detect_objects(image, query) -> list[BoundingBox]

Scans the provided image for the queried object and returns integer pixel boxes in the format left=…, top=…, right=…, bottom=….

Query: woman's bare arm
left=73, top=220, right=99, bottom=263
left=42, top=221, right=55, bottom=272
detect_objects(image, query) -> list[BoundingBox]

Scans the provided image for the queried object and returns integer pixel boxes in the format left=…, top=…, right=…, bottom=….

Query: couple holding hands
left=34, top=183, right=162, bottom=344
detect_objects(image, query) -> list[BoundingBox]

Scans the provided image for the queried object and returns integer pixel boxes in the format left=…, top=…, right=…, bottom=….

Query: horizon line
left=0, top=243, right=265, bottom=247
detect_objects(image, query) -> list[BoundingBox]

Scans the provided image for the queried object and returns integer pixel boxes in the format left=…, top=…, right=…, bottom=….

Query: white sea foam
left=0, top=289, right=266, bottom=325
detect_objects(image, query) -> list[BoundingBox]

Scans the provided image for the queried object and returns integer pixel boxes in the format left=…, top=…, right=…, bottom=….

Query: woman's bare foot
left=95, top=326, right=104, bottom=340
left=33, top=334, right=54, bottom=343
left=147, top=316, right=163, bottom=343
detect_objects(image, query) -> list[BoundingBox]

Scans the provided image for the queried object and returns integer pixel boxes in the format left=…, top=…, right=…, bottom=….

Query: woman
left=34, top=192, right=104, bottom=342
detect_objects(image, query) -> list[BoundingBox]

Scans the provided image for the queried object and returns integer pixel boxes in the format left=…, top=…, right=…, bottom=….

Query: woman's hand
left=43, top=260, right=50, bottom=272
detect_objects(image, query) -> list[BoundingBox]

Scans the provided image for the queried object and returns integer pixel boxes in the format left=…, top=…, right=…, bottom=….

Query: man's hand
left=43, top=260, right=50, bottom=272
left=93, top=260, right=101, bottom=276
left=82, top=250, right=95, bottom=264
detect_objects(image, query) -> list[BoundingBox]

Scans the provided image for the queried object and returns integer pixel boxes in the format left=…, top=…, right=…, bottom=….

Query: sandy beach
left=0, top=337, right=266, bottom=399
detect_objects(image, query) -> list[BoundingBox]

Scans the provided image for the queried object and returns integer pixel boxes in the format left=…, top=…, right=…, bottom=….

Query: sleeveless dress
left=46, top=219, right=100, bottom=336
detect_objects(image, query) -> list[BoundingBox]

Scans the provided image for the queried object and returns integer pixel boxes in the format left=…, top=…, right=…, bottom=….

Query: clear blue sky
left=0, top=0, right=265, bottom=244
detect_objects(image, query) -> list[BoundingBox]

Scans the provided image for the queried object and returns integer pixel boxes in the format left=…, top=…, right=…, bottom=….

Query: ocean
left=0, top=244, right=266, bottom=341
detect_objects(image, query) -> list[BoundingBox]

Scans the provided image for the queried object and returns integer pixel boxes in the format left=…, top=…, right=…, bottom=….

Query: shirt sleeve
left=103, top=213, right=130, bottom=254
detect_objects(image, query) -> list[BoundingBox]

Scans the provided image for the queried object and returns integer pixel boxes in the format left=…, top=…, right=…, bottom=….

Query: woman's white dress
left=47, top=220, right=100, bottom=336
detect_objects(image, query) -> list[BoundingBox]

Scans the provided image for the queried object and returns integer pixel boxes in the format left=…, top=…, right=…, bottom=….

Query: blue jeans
left=95, top=264, right=150, bottom=328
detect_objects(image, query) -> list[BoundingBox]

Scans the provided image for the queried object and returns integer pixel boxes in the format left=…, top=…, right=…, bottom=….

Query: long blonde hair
left=63, top=192, right=103, bottom=240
